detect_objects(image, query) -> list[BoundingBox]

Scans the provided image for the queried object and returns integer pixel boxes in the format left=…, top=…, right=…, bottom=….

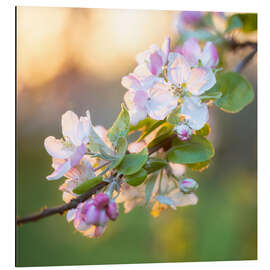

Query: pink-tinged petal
left=121, top=75, right=142, bottom=91
left=147, top=83, right=178, bottom=120
left=93, top=193, right=110, bottom=209
left=167, top=53, right=191, bottom=85
left=161, top=37, right=171, bottom=63
left=46, top=159, right=71, bottom=180
left=174, top=46, right=183, bottom=54
left=106, top=201, right=119, bottom=220
left=180, top=11, right=202, bottom=25
left=98, top=210, right=109, bottom=226
left=66, top=209, right=76, bottom=222
left=84, top=204, right=101, bottom=225
left=186, top=67, right=216, bottom=96
left=70, top=143, right=86, bottom=168
left=149, top=51, right=163, bottom=76
left=181, top=96, right=209, bottom=130
left=44, top=136, right=74, bottom=159
left=181, top=37, right=201, bottom=67
left=133, top=64, right=158, bottom=90
left=133, top=90, right=148, bottom=109
left=128, top=107, right=147, bottom=125
left=61, top=111, right=82, bottom=146
left=201, top=42, right=219, bottom=68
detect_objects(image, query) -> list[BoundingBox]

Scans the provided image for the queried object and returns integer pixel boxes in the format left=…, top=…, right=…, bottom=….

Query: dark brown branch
left=228, top=38, right=257, bottom=50
left=234, top=46, right=257, bottom=73
left=16, top=134, right=175, bottom=225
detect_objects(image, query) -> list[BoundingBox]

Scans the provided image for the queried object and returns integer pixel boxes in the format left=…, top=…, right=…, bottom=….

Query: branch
left=234, top=45, right=257, bottom=73
left=16, top=134, right=176, bottom=225
left=228, top=38, right=257, bottom=50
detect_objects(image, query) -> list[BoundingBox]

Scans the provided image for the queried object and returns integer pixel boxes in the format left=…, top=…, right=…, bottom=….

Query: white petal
left=201, top=42, right=219, bottom=68
left=79, top=110, right=91, bottom=144
left=62, top=111, right=82, bottom=146
left=169, top=163, right=186, bottom=177
left=181, top=96, right=209, bottom=130
left=129, top=107, right=147, bottom=125
left=167, top=53, right=191, bottom=85
left=147, top=83, right=178, bottom=120
left=46, top=159, right=71, bottom=180
left=169, top=190, right=198, bottom=207
left=186, top=67, right=216, bottom=96
left=66, top=209, right=76, bottom=222
left=44, top=136, right=74, bottom=159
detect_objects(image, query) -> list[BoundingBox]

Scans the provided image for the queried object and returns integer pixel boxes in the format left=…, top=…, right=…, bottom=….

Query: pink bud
left=94, top=193, right=110, bottom=209
left=84, top=203, right=100, bottom=225
left=98, top=209, right=109, bottom=226
left=180, top=11, right=202, bottom=25
left=106, top=201, right=119, bottom=221
left=175, top=123, right=193, bottom=141
left=179, top=178, right=199, bottom=194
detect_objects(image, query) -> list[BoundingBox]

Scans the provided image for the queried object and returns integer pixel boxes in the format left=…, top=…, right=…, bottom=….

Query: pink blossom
left=180, top=38, right=219, bottom=68
left=124, top=82, right=178, bottom=125
left=68, top=193, right=119, bottom=238
left=175, top=122, right=193, bottom=141
left=44, top=110, right=92, bottom=180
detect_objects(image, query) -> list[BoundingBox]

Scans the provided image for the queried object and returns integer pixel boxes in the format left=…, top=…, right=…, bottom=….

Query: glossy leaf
left=125, top=168, right=148, bottom=186
left=145, top=173, right=158, bottom=205
left=144, top=157, right=168, bottom=173
left=107, top=104, right=130, bottom=146
left=116, top=148, right=148, bottom=176
left=168, top=135, right=214, bottom=164
left=73, top=175, right=103, bottom=195
left=214, top=72, right=254, bottom=113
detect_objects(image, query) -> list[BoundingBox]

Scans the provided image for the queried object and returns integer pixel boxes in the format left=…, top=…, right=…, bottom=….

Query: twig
left=16, top=135, right=175, bottom=225
left=228, top=38, right=257, bottom=50
left=234, top=46, right=257, bottom=73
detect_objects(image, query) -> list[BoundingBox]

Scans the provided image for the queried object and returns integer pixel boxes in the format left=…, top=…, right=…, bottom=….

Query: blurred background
left=16, top=7, right=257, bottom=266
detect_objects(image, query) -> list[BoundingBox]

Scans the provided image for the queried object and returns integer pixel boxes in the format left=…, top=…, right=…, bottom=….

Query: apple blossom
left=44, top=110, right=91, bottom=180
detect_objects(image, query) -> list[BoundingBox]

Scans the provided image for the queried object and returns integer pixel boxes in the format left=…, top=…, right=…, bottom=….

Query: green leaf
left=107, top=104, right=130, bottom=146
left=168, top=135, right=215, bottom=164
left=129, top=118, right=156, bottom=133
left=237, top=13, right=257, bottom=32
left=116, top=148, right=148, bottom=176
left=195, top=123, right=211, bottom=136
left=88, top=126, right=114, bottom=155
left=145, top=173, right=158, bottom=205
left=125, top=168, right=148, bottom=186
left=73, top=175, right=103, bottom=195
left=225, top=15, right=243, bottom=33
left=143, top=157, right=168, bottom=173
left=200, top=84, right=222, bottom=102
left=214, top=72, right=254, bottom=113
left=107, top=137, right=128, bottom=170
left=147, top=123, right=174, bottom=149
left=187, top=160, right=211, bottom=172
left=137, top=120, right=165, bottom=142
left=167, top=106, right=182, bottom=125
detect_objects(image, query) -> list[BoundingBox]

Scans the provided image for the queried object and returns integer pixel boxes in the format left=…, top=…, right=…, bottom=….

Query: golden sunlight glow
left=17, top=7, right=177, bottom=89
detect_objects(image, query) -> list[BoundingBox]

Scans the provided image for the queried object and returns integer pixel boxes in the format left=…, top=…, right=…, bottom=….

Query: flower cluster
left=122, top=37, right=219, bottom=139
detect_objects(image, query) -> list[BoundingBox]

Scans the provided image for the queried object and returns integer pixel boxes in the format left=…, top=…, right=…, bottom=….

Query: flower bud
left=93, top=193, right=110, bottom=209
left=175, top=123, right=193, bottom=141
left=84, top=203, right=100, bottom=225
left=98, top=209, right=109, bottom=226
left=106, top=201, right=119, bottom=220
left=180, top=11, right=202, bottom=25
left=179, top=178, right=199, bottom=194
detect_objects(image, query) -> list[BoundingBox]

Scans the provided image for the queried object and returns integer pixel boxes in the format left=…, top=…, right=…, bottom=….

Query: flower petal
left=186, top=67, right=216, bottom=96
left=46, top=159, right=71, bottom=180
left=181, top=96, right=209, bottom=130
left=121, top=74, right=142, bottom=91
left=147, top=83, right=178, bottom=120
left=66, top=209, right=76, bottom=222
left=70, top=143, right=86, bottom=168
left=44, top=136, right=74, bottom=159
left=167, top=53, right=191, bottom=85
left=201, top=42, right=219, bottom=68
left=62, top=111, right=81, bottom=146
left=161, top=37, right=170, bottom=63
left=129, top=107, right=147, bottom=125
left=181, top=37, right=201, bottom=67
left=169, top=189, right=198, bottom=207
